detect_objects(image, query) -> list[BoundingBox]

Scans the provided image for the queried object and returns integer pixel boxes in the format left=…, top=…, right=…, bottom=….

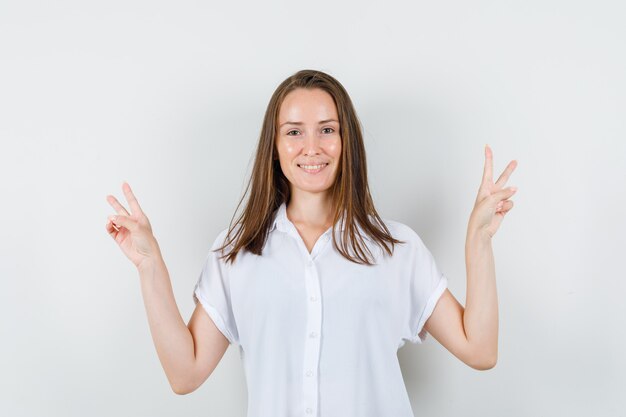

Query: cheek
left=284, top=143, right=298, bottom=155
left=327, top=140, right=341, bottom=157
left=277, top=140, right=299, bottom=159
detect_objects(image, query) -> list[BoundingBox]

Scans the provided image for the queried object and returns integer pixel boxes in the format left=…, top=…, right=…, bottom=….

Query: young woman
left=106, top=69, right=518, bottom=416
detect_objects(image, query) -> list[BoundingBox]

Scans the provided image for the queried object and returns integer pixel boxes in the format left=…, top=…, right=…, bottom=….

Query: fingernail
left=510, top=186, right=518, bottom=192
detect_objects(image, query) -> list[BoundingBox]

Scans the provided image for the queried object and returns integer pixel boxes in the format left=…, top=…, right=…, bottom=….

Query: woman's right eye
left=286, top=130, right=299, bottom=136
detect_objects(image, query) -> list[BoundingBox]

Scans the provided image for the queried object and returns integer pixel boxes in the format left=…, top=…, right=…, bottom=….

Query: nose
left=303, top=132, right=322, bottom=156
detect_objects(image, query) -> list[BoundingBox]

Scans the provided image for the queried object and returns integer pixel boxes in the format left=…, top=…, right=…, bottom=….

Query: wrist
left=466, top=226, right=492, bottom=247
left=137, top=252, right=165, bottom=276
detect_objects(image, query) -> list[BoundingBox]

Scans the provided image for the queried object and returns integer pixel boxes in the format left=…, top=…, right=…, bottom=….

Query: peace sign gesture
left=468, top=145, right=518, bottom=239
left=106, top=182, right=161, bottom=271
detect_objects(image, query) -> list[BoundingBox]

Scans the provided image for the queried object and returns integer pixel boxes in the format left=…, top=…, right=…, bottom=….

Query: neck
left=286, top=190, right=334, bottom=229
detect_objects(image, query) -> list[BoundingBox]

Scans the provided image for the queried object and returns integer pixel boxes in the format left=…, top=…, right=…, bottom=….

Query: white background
left=1, top=0, right=625, bottom=416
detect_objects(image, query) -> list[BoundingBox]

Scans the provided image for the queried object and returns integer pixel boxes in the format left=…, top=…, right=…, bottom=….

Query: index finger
left=495, top=159, right=518, bottom=189
left=106, top=194, right=131, bottom=216
left=122, top=182, right=144, bottom=215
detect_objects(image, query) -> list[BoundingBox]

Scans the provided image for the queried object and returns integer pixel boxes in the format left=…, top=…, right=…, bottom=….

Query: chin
left=294, top=185, right=333, bottom=194
left=289, top=180, right=336, bottom=194
left=285, top=168, right=339, bottom=194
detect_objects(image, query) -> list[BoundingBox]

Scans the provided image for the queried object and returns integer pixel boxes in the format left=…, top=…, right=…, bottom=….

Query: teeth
left=300, top=164, right=327, bottom=170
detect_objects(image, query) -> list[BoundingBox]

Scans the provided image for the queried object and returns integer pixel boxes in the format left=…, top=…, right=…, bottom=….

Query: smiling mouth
left=297, top=163, right=329, bottom=173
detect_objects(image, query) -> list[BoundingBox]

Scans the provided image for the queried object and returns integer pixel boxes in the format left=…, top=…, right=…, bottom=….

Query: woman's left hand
left=468, top=145, right=518, bottom=239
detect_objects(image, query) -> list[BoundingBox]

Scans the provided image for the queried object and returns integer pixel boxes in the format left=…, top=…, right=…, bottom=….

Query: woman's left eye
left=322, top=127, right=334, bottom=134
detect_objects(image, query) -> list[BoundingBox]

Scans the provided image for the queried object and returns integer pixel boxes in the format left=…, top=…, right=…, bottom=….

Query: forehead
left=278, top=88, right=338, bottom=122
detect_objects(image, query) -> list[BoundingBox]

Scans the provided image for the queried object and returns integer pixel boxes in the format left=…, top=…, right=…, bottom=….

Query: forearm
left=463, top=229, right=498, bottom=366
left=138, top=252, right=197, bottom=391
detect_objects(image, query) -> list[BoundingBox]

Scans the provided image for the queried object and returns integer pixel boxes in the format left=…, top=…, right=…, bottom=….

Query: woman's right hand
left=106, top=182, right=161, bottom=270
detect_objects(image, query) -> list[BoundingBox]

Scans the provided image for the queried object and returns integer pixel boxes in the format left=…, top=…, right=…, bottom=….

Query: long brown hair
left=215, top=69, right=404, bottom=265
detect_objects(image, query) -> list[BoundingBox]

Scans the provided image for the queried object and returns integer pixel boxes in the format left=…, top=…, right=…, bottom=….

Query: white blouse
left=193, top=201, right=448, bottom=417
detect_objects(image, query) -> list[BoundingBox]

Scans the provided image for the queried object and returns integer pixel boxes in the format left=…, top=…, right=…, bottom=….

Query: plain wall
left=1, top=0, right=625, bottom=416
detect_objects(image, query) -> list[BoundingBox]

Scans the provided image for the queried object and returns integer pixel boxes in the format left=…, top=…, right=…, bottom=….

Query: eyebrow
left=279, top=119, right=339, bottom=128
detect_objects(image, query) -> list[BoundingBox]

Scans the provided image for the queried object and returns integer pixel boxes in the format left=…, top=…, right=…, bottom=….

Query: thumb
left=108, top=214, right=138, bottom=232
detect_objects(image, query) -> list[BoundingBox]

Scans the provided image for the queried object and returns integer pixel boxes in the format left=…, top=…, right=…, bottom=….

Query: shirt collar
left=270, top=201, right=347, bottom=233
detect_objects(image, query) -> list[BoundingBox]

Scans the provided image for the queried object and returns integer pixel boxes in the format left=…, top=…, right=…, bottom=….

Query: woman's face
left=275, top=88, right=342, bottom=198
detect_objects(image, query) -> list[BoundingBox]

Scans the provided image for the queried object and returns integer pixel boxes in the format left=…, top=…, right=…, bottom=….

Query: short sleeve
left=405, top=229, right=448, bottom=344
left=192, top=228, right=240, bottom=345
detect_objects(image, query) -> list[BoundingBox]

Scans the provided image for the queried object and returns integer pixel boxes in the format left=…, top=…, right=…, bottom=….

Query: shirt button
left=306, top=370, right=314, bottom=377
left=306, top=408, right=313, bottom=414
left=309, top=331, right=317, bottom=338
left=309, top=295, right=318, bottom=302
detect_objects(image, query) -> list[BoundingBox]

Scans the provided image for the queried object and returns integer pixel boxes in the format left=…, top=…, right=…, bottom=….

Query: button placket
left=283, top=220, right=327, bottom=417
left=302, top=258, right=322, bottom=417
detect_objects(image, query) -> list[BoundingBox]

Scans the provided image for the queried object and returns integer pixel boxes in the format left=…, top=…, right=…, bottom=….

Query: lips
left=298, top=163, right=329, bottom=174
